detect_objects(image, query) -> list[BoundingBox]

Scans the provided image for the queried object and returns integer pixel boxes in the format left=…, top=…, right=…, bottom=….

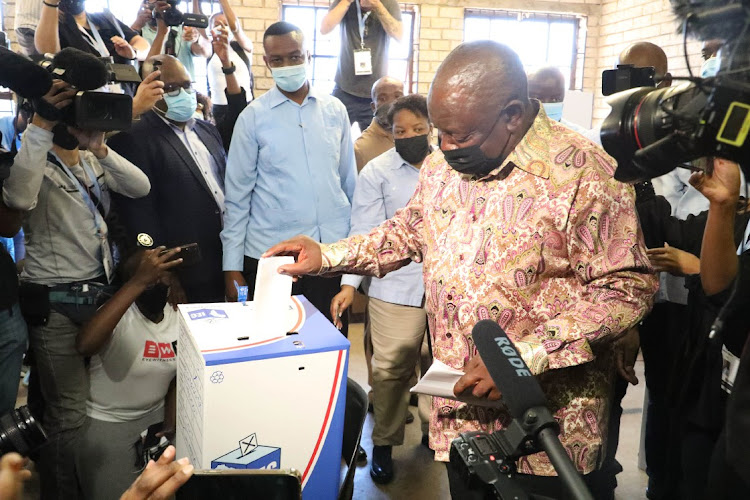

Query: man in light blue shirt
left=0, top=101, right=31, bottom=153
left=222, top=21, right=356, bottom=332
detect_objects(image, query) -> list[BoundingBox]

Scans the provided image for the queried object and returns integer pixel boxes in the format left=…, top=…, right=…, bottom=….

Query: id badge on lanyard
left=354, top=1, right=373, bottom=76
left=51, top=152, right=115, bottom=283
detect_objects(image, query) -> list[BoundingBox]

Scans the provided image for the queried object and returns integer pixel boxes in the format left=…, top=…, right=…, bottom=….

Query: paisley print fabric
left=320, top=108, right=658, bottom=475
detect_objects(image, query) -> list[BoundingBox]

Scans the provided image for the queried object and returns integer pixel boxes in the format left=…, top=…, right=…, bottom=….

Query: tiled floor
left=17, top=321, right=648, bottom=499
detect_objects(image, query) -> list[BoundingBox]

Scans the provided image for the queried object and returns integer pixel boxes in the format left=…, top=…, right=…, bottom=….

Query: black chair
left=339, top=378, right=368, bottom=500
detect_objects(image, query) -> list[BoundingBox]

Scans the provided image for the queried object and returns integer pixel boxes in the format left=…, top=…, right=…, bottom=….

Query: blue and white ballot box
left=176, top=296, right=350, bottom=500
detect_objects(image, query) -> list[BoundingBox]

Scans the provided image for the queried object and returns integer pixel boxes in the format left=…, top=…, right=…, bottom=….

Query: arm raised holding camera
left=76, top=247, right=183, bottom=356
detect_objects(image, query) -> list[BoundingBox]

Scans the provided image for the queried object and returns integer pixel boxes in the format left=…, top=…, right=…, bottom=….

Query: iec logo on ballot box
left=176, top=296, right=350, bottom=500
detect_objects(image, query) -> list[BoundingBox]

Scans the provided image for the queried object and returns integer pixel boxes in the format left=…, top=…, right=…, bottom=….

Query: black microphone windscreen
left=0, top=47, right=53, bottom=99
left=52, top=48, right=109, bottom=91
left=670, top=0, right=745, bottom=41
left=471, top=320, right=548, bottom=419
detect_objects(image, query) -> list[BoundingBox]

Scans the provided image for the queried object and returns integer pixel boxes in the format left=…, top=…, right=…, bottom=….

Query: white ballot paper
left=253, top=256, right=294, bottom=336
left=410, top=359, right=504, bottom=408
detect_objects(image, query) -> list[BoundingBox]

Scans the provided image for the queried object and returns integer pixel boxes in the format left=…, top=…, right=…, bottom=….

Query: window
left=282, top=3, right=417, bottom=95
left=464, top=10, right=586, bottom=90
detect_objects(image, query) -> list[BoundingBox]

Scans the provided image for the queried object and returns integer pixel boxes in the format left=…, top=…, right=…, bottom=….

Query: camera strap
left=48, top=151, right=114, bottom=283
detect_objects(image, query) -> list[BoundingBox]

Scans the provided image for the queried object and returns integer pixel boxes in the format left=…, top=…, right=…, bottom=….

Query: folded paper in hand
left=253, top=256, right=294, bottom=335
left=410, top=359, right=504, bottom=408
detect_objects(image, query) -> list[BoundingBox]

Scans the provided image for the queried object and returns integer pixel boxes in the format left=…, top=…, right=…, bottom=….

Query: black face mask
left=374, top=104, right=391, bottom=129
left=443, top=144, right=509, bottom=177
left=59, top=0, right=86, bottom=15
left=52, top=124, right=79, bottom=151
left=136, top=284, right=169, bottom=317
left=395, top=134, right=430, bottom=165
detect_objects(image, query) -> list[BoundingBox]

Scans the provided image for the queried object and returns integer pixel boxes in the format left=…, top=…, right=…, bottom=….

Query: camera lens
left=0, top=406, right=48, bottom=456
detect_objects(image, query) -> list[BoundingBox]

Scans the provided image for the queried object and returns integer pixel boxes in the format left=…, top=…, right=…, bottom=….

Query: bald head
left=429, top=41, right=535, bottom=165
left=142, top=54, right=190, bottom=84
left=618, top=42, right=668, bottom=80
left=430, top=41, right=528, bottom=121
left=527, top=66, right=566, bottom=103
left=371, top=76, right=404, bottom=106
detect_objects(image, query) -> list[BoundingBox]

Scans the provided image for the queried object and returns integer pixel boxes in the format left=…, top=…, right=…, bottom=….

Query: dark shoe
left=406, top=411, right=414, bottom=424
left=356, top=445, right=367, bottom=464
left=370, top=445, right=393, bottom=484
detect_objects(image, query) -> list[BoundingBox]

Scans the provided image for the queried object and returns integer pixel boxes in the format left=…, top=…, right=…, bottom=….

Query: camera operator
left=75, top=246, right=182, bottom=499
left=679, top=158, right=750, bottom=497
left=36, top=0, right=151, bottom=96
left=0, top=99, right=32, bottom=153
left=132, top=1, right=211, bottom=82
left=1, top=80, right=151, bottom=499
left=211, top=25, right=250, bottom=150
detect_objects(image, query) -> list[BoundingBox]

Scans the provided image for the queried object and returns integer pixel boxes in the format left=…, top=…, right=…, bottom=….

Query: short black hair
left=387, top=94, right=429, bottom=126
left=263, top=21, right=304, bottom=41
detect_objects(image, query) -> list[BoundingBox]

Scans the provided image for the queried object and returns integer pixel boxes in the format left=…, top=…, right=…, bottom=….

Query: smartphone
left=161, top=243, right=202, bottom=267
left=175, top=469, right=302, bottom=500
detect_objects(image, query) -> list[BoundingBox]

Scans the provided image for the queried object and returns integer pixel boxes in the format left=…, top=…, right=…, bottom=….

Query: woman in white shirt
left=75, top=246, right=183, bottom=500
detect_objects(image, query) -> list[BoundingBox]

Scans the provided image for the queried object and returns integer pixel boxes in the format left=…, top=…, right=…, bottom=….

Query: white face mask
left=542, top=101, right=564, bottom=122
left=701, top=56, right=721, bottom=78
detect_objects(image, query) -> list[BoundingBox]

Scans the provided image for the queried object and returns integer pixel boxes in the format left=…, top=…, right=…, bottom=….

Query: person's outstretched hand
left=262, top=235, right=323, bottom=281
left=330, top=285, right=355, bottom=329
left=0, top=452, right=32, bottom=500
left=454, top=356, right=502, bottom=401
left=120, top=445, right=193, bottom=500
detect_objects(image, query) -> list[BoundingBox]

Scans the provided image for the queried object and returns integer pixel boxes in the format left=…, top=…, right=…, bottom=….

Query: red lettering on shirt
left=143, top=340, right=159, bottom=358
left=158, top=342, right=175, bottom=358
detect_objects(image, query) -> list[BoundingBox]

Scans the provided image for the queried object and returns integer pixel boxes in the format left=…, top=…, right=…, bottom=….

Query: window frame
left=281, top=1, right=419, bottom=94
left=463, top=8, right=586, bottom=91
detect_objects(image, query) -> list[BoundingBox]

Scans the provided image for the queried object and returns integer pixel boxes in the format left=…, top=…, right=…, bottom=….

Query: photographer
left=211, top=25, right=249, bottom=150
left=686, top=159, right=750, bottom=497
left=207, top=0, right=254, bottom=126
left=1, top=80, right=151, bottom=499
left=36, top=0, right=151, bottom=96
left=75, top=246, right=182, bottom=500
left=132, top=1, right=211, bottom=82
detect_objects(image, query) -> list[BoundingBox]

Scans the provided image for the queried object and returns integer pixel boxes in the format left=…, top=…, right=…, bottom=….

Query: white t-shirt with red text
left=87, top=304, right=178, bottom=423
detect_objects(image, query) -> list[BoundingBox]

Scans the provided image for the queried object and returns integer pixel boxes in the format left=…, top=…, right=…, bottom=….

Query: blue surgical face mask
left=163, top=88, right=198, bottom=123
left=542, top=101, right=564, bottom=122
left=701, top=56, right=720, bottom=78
left=271, top=63, right=308, bottom=93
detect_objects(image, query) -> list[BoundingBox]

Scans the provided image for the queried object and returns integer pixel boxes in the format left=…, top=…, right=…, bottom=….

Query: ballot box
left=176, top=296, right=350, bottom=500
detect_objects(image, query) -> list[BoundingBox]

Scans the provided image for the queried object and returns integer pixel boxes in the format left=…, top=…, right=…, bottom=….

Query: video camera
left=153, top=0, right=209, bottom=29
left=600, top=1, right=750, bottom=183
left=34, top=49, right=140, bottom=132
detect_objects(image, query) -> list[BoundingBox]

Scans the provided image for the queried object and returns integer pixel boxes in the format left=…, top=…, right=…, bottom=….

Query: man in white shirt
left=14, top=0, right=42, bottom=56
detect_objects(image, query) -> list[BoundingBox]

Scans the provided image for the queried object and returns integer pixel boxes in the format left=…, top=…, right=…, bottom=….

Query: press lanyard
left=79, top=19, right=110, bottom=57
left=50, top=152, right=114, bottom=282
left=355, top=0, right=371, bottom=50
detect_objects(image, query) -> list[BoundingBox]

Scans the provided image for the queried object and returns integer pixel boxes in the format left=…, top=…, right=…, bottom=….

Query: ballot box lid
left=179, top=295, right=350, bottom=367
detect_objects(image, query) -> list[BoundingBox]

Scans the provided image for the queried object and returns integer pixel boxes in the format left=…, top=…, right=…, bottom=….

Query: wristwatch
left=222, top=63, right=236, bottom=75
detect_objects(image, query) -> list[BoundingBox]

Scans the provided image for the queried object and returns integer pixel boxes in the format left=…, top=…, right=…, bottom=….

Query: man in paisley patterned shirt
left=265, top=41, right=657, bottom=498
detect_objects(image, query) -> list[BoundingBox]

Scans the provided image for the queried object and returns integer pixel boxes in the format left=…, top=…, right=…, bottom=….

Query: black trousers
left=332, top=86, right=372, bottom=135
left=445, top=461, right=615, bottom=500
left=242, top=256, right=349, bottom=337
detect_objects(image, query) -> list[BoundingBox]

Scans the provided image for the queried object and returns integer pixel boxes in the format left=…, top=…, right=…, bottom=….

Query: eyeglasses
left=163, top=83, right=195, bottom=97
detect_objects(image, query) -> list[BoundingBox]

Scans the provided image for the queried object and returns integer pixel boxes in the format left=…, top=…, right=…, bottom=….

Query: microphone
left=670, top=0, right=746, bottom=41
left=472, top=320, right=594, bottom=500
left=50, top=48, right=110, bottom=91
left=0, top=46, right=54, bottom=99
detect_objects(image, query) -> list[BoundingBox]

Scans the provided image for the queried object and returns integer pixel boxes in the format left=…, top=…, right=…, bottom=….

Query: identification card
left=354, top=49, right=373, bottom=76
left=721, top=345, right=741, bottom=394
left=101, top=234, right=115, bottom=284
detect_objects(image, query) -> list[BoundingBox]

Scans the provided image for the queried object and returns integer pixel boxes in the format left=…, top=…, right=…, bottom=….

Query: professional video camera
left=153, top=0, right=209, bottom=29
left=600, top=0, right=750, bottom=183
left=35, top=49, right=139, bottom=132
left=0, top=405, right=47, bottom=457
left=0, top=46, right=138, bottom=132
left=449, top=321, right=594, bottom=500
